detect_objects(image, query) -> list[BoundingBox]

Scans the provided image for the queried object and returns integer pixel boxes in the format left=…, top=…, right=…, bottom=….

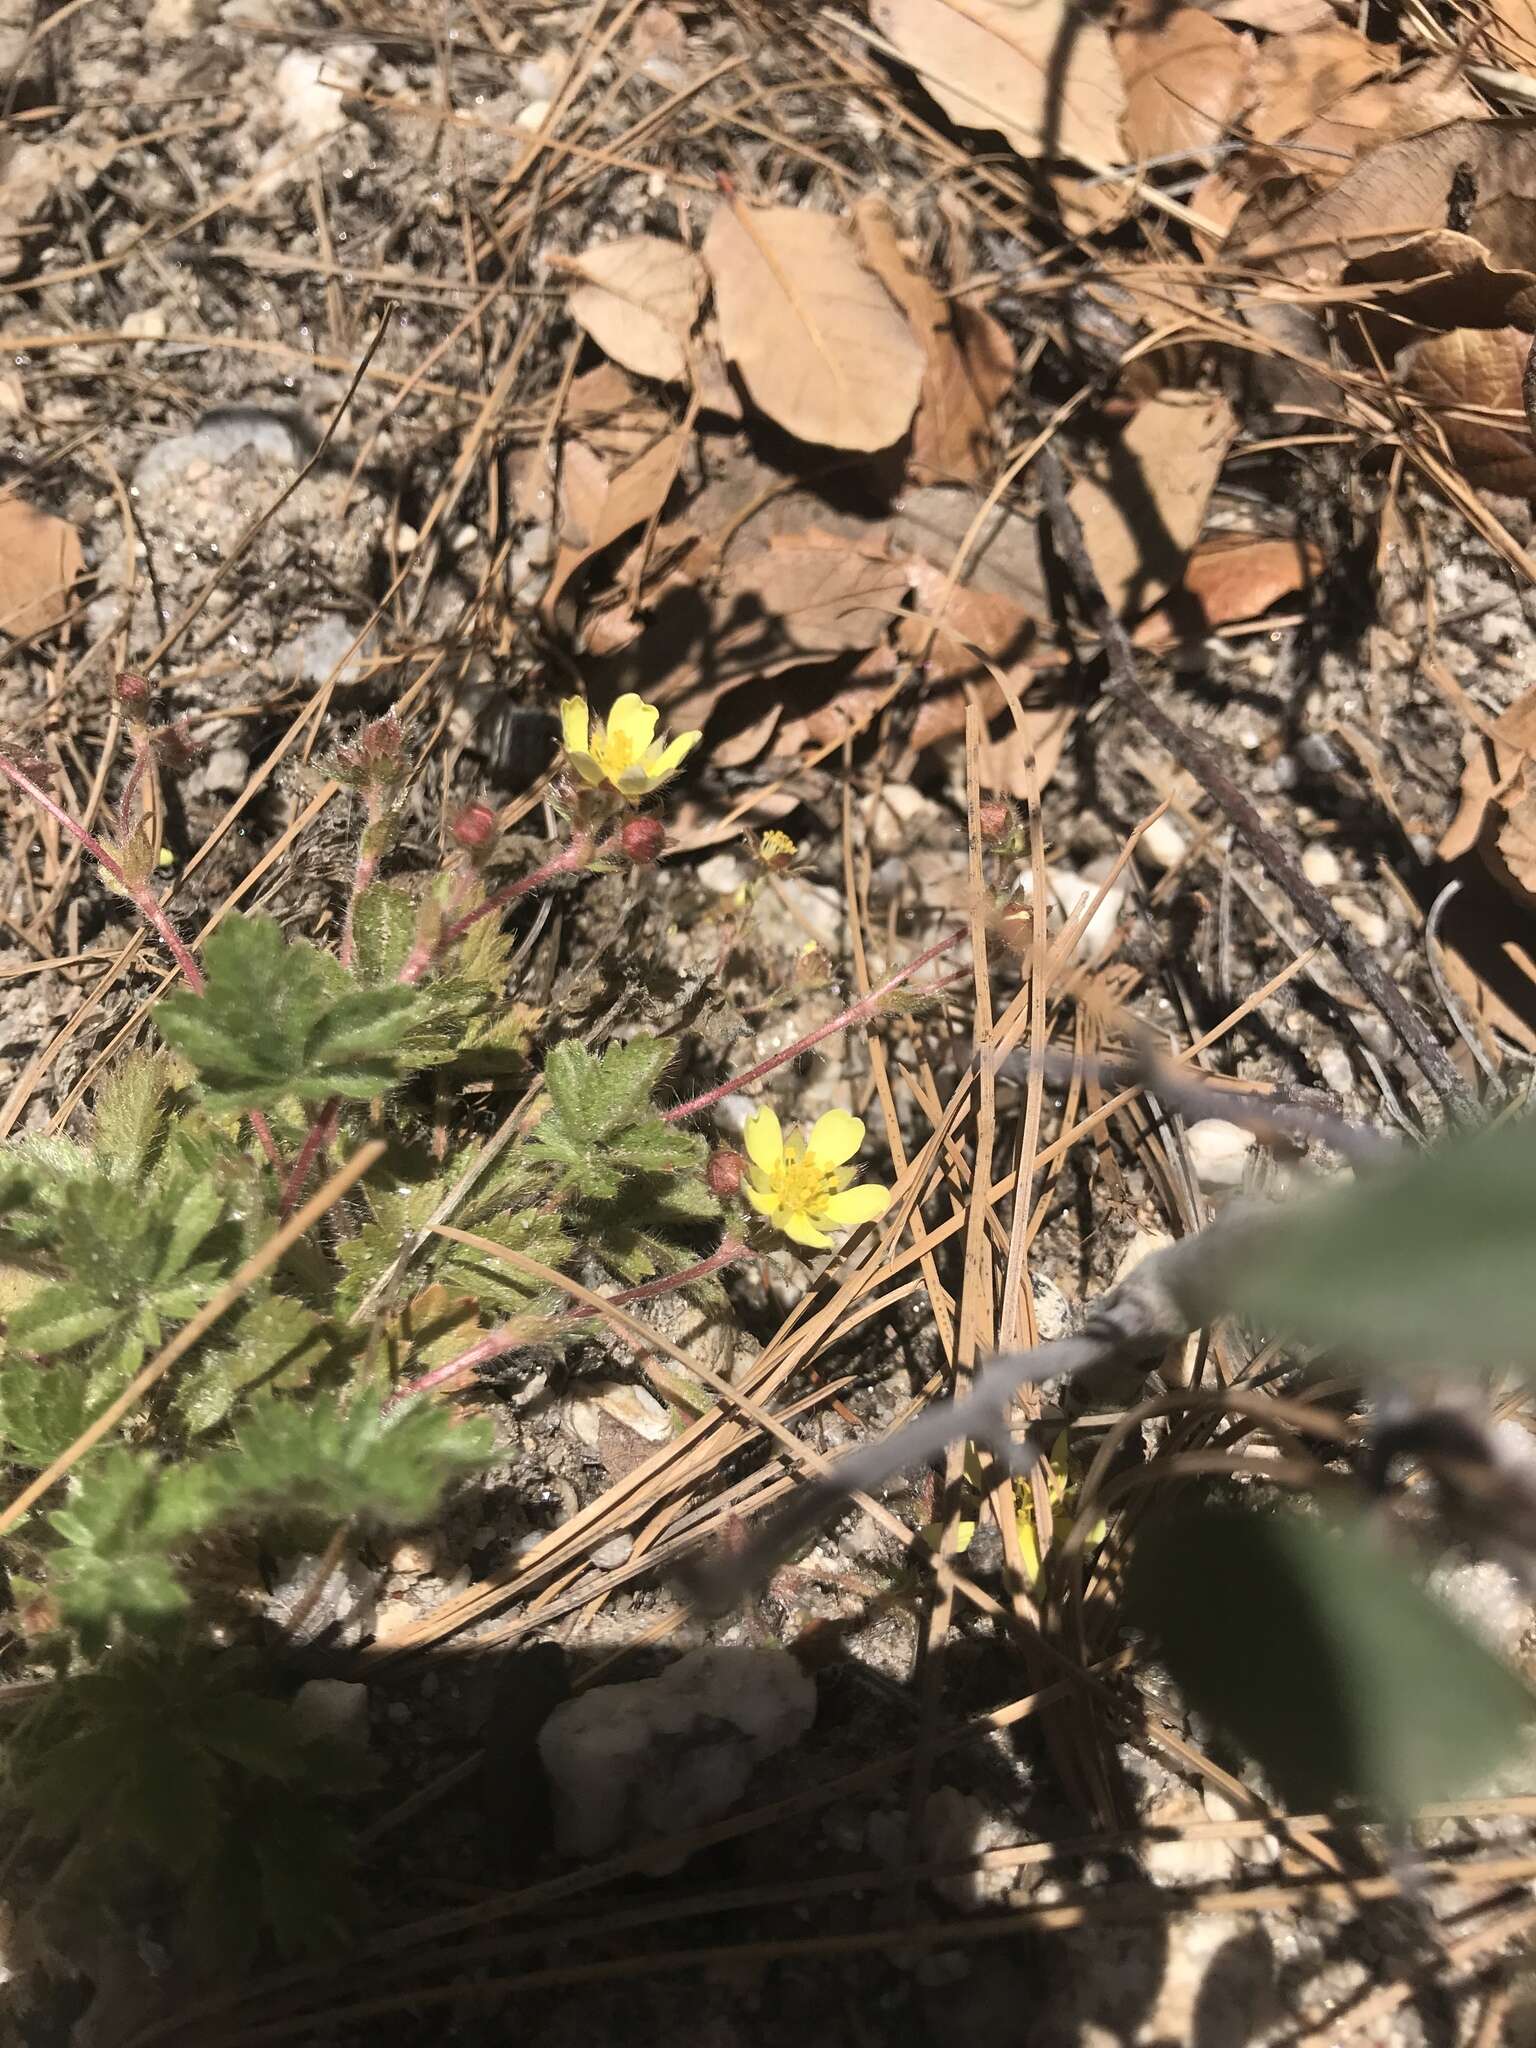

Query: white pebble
left=1050, top=865, right=1126, bottom=963
left=291, top=1677, right=369, bottom=1749
left=1138, top=813, right=1188, bottom=870
left=516, top=98, right=553, bottom=131
left=1316, top=1045, right=1352, bottom=1095
left=1186, top=1117, right=1255, bottom=1191
left=273, top=43, right=373, bottom=144
left=1300, top=844, right=1342, bottom=889
left=1338, top=900, right=1390, bottom=949
left=696, top=852, right=749, bottom=895
left=596, top=1381, right=672, bottom=1443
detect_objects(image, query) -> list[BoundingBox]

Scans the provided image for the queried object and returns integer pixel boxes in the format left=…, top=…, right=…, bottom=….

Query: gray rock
left=291, top=1677, right=369, bottom=1750
left=537, top=1645, right=816, bottom=1865
left=134, top=407, right=309, bottom=493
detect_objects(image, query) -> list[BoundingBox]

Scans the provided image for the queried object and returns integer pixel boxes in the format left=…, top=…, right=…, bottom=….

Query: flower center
left=597, top=725, right=640, bottom=775
left=774, top=1153, right=835, bottom=1216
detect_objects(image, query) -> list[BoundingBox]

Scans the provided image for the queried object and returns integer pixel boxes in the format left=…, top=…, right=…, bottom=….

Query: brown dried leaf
left=1069, top=391, right=1238, bottom=616
left=543, top=429, right=687, bottom=619
left=1133, top=532, right=1323, bottom=647
left=702, top=202, right=924, bottom=452
left=852, top=197, right=1015, bottom=481
left=0, top=495, right=84, bottom=640
left=872, top=0, right=1127, bottom=168
left=720, top=530, right=910, bottom=654
left=1115, top=9, right=1253, bottom=164
left=1245, top=27, right=1389, bottom=146
left=1229, top=120, right=1536, bottom=279
left=566, top=233, right=706, bottom=384
left=1442, top=689, right=1536, bottom=907
left=1342, top=233, right=1536, bottom=339
left=1275, top=56, right=1483, bottom=188
left=1401, top=326, right=1536, bottom=497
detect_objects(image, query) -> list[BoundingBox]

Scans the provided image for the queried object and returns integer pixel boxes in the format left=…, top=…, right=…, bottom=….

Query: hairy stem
left=398, top=831, right=603, bottom=984
left=387, top=1236, right=748, bottom=1407
left=664, top=928, right=969, bottom=1123
left=278, top=1096, right=341, bottom=1219
left=337, top=849, right=379, bottom=972
left=0, top=749, right=205, bottom=994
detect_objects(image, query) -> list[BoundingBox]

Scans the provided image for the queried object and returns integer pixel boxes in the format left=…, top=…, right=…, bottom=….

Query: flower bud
left=978, top=799, right=1013, bottom=845
left=707, top=1149, right=743, bottom=1198
left=756, top=829, right=797, bottom=873
left=115, top=671, right=152, bottom=723
left=450, top=801, right=499, bottom=856
left=620, top=815, right=665, bottom=865
left=150, top=717, right=200, bottom=773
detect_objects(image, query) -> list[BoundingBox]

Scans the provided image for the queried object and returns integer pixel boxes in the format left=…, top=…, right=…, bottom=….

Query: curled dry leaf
left=1132, top=532, right=1323, bottom=647
left=899, top=561, right=1075, bottom=793
left=566, top=233, right=706, bottom=385
left=1068, top=391, right=1238, bottom=617
left=720, top=531, right=910, bottom=654
left=702, top=202, right=924, bottom=452
left=1442, top=687, right=1536, bottom=908
left=1228, top=120, right=1536, bottom=279
left=543, top=428, right=688, bottom=620
left=1401, top=326, right=1536, bottom=497
left=1244, top=26, right=1389, bottom=146
left=1268, top=55, right=1482, bottom=188
left=872, top=0, right=1127, bottom=170
left=0, top=495, right=84, bottom=640
left=1342, top=234, right=1536, bottom=342
left=852, top=197, right=1015, bottom=482
left=1115, top=9, right=1253, bottom=164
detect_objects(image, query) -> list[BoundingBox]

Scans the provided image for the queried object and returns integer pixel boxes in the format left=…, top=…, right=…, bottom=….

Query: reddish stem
left=278, top=1096, right=341, bottom=1218
left=0, top=749, right=206, bottom=995
left=337, top=850, right=378, bottom=972
left=663, top=928, right=969, bottom=1123
left=385, top=1236, right=748, bottom=1407
left=115, top=740, right=152, bottom=848
left=401, top=831, right=604, bottom=981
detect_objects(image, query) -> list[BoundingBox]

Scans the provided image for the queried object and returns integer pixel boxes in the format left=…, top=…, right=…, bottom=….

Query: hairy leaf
left=1223, top=1115, right=1536, bottom=1374
left=1125, top=1502, right=1535, bottom=1815
left=156, top=913, right=433, bottom=1111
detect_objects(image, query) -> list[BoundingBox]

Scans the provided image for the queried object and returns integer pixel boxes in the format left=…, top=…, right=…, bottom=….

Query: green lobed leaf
left=542, top=1036, right=675, bottom=1146
left=349, top=882, right=418, bottom=987
left=90, top=1052, right=175, bottom=1182
left=1125, top=1501, right=1536, bottom=1817
left=172, top=1294, right=339, bottom=1436
left=1221, top=1115, right=1536, bottom=1375
left=156, top=912, right=436, bottom=1111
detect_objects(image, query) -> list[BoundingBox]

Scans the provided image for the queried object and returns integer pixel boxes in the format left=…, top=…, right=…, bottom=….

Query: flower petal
left=743, top=1178, right=778, bottom=1218
left=743, top=1106, right=783, bottom=1173
left=822, top=1182, right=890, bottom=1229
left=807, top=1109, right=864, bottom=1168
left=648, top=730, right=702, bottom=781
left=614, top=765, right=658, bottom=797
left=781, top=1209, right=833, bottom=1251
left=560, top=697, right=589, bottom=755
left=565, top=750, right=607, bottom=788
left=608, top=693, right=659, bottom=754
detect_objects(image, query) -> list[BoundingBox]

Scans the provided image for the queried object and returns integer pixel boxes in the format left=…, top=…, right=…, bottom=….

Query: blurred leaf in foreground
left=1221, top=1115, right=1536, bottom=1375
left=1126, top=1502, right=1534, bottom=1817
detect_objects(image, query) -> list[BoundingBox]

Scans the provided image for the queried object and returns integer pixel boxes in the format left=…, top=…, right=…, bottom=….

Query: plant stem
left=0, top=746, right=287, bottom=1172
left=0, top=749, right=205, bottom=995
left=386, top=1236, right=748, bottom=1407
left=279, top=1096, right=341, bottom=1218
left=395, top=831, right=602, bottom=985
left=337, top=849, right=378, bottom=972
left=664, top=928, right=969, bottom=1123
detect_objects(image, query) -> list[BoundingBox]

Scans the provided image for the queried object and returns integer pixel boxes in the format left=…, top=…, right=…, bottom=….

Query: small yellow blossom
left=559, top=693, right=700, bottom=802
left=742, top=1105, right=889, bottom=1251
left=756, top=829, right=798, bottom=872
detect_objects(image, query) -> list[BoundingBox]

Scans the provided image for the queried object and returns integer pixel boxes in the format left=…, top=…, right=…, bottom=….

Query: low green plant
left=0, top=680, right=925, bottom=1975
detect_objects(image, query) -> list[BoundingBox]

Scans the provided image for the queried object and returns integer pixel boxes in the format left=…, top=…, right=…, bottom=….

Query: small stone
left=201, top=745, right=249, bottom=794
left=868, top=781, right=942, bottom=856
left=1138, top=814, right=1188, bottom=870
left=516, top=98, right=553, bottom=131
left=1337, top=900, right=1389, bottom=948
left=121, top=305, right=168, bottom=347
left=563, top=1395, right=603, bottom=1449
left=596, top=1381, right=672, bottom=1443
left=291, top=1677, right=369, bottom=1750
left=389, top=1538, right=434, bottom=1578
left=1316, top=1044, right=1352, bottom=1095
left=1430, top=1558, right=1531, bottom=1660
left=1049, top=866, right=1126, bottom=963
left=538, top=1645, right=817, bottom=1863
left=1186, top=1118, right=1255, bottom=1191
left=591, top=1532, right=634, bottom=1571
left=697, top=852, right=749, bottom=895
left=922, top=1787, right=1020, bottom=1911
left=273, top=43, right=373, bottom=143
left=1300, top=844, right=1342, bottom=889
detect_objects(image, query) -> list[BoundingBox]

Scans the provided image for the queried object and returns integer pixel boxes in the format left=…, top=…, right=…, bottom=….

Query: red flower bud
left=450, top=801, right=499, bottom=854
left=115, top=671, right=152, bottom=721
left=620, top=816, right=665, bottom=865
left=707, top=1149, right=743, bottom=1198
left=978, top=799, right=1013, bottom=845
left=150, top=717, right=201, bottom=772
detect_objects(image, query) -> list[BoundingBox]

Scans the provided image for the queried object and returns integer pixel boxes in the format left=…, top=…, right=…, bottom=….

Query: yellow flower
left=756, top=829, right=798, bottom=872
left=742, top=1106, right=889, bottom=1251
left=559, top=693, right=701, bottom=802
